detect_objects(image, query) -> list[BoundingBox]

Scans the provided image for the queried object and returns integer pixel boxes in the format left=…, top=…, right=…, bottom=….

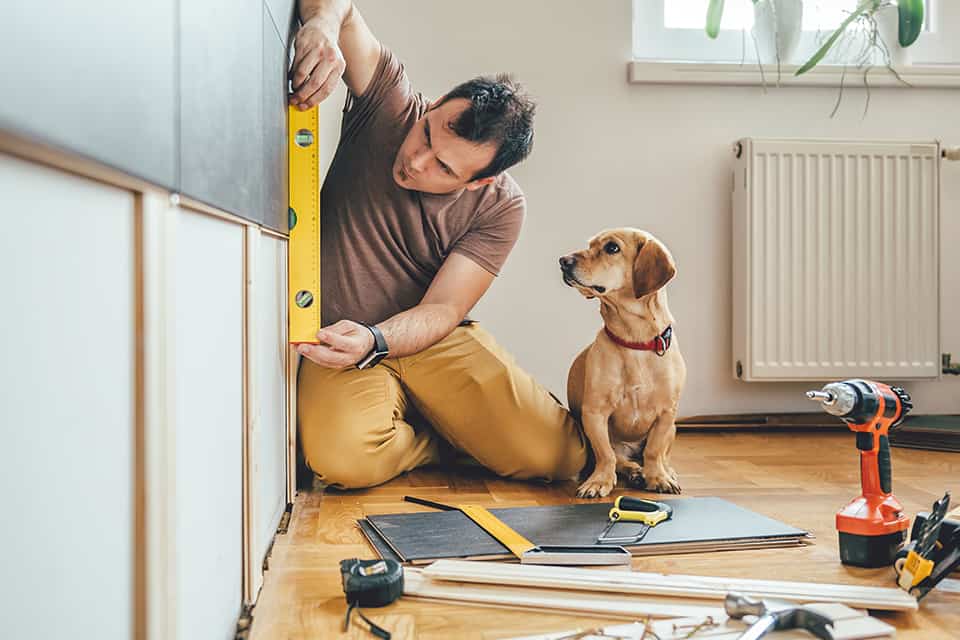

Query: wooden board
left=403, top=569, right=725, bottom=620
left=361, top=497, right=809, bottom=563
left=423, top=560, right=919, bottom=612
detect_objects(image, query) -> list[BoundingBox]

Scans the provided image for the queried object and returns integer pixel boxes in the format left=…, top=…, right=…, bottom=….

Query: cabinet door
left=254, top=233, right=289, bottom=582
left=0, top=154, right=136, bottom=639
left=173, top=208, right=245, bottom=640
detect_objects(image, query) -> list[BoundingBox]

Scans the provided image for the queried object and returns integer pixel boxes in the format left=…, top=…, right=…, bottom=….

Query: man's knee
left=300, top=426, right=390, bottom=489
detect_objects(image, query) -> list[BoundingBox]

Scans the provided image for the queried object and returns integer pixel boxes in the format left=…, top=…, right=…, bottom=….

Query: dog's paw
left=627, top=466, right=646, bottom=488
left=642, top=470, right=681, bottom=494
left=576, top=471, right=616, bottom=498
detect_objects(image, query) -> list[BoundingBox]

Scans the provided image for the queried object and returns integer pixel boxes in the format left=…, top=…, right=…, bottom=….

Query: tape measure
left=288, top=104, right=321, bottom=344
left=340, top=558, right=403, bottom=639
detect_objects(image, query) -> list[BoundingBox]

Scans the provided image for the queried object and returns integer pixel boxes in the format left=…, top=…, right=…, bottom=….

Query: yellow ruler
left=288, top=105, right=321, bottom=344
left=458, top=505, right=538, bottom=559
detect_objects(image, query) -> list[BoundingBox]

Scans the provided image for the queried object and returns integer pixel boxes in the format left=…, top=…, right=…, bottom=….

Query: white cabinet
left=172, top=209, right=246, bottom=640
left=0, top=154, right=137, bottom=640
left=251, top=233, right=289, bottom=595
left=0, top=152, right=291, bottom=639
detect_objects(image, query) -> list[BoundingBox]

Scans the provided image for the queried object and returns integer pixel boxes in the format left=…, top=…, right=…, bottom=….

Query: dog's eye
left=604, top=242, right=620, bottom=255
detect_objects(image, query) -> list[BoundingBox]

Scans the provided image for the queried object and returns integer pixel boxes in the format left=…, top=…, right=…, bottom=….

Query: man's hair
left=435, top=74, right=536, bottom=181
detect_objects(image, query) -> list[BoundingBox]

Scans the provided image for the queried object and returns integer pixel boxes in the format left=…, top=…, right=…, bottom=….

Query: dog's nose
left=559, top=255, right=576, bottom=271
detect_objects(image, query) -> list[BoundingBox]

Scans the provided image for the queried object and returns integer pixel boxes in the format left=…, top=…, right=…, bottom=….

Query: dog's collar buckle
left=604, top=325, right=673, bottom=356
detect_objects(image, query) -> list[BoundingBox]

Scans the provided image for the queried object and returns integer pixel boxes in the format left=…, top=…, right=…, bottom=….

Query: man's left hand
left=297, top=319, right=375, bottom=369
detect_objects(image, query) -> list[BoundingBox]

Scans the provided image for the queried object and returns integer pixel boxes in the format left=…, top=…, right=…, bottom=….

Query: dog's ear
left=632, top=238, right=676, bottom=298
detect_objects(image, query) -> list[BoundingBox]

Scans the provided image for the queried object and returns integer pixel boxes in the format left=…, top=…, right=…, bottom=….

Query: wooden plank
left=403, top=569, right=725, bottom=620
left=140, top=191, right=177, bottom=640
left=242, top=224, right=261, bottom=604
left=422, top=560, right=918, bottom=612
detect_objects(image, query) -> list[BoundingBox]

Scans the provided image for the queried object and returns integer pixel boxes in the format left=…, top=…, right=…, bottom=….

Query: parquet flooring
left=249, top=432, right=960, bottom=639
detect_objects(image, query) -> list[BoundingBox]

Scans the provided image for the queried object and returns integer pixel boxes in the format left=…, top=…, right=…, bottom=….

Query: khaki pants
left=297, top=323, right=587, bottom=489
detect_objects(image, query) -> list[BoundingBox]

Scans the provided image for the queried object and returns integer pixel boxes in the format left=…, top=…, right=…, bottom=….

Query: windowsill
left=628, top=60, right=960, bottom=88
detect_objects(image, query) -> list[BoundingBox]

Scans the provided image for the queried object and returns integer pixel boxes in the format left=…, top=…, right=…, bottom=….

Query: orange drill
left=806, top=379, right=913, bottom=567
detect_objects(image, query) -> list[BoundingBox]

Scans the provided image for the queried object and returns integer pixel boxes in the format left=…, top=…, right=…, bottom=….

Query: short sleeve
left=450, top=196, right=525, bottom=276
left=341, top=47, right=417, bottom=141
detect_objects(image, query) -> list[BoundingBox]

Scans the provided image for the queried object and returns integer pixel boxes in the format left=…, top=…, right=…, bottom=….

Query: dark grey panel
left=180, top=0, right=263, bottom=220
left=0, top=1, right=176, bottom=187
left=262, top=8, right=289, bottom=233
left=264, top=0, right=298, bottom=46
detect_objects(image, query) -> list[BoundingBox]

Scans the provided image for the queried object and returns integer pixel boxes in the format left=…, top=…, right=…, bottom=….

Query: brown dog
left=561, top=228, right=686, bottom=498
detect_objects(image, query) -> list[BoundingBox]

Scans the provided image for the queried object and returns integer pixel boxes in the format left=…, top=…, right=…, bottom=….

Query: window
left=633, top=0, right=957, bottom=66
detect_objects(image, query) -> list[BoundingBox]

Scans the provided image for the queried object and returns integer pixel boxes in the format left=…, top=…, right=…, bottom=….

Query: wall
left=320, top=0, right=960, bottom=416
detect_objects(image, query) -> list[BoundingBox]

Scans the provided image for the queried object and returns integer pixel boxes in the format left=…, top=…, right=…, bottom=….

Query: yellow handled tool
left=597, top=496, right=673, bottom=544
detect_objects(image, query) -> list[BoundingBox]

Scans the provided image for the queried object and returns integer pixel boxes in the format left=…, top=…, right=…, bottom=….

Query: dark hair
left=434, top=74, right=536, bottom=180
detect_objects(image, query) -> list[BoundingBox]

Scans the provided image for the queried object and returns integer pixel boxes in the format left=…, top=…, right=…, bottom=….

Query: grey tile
left=0, top=1, right=176, bottom=187
left=264, top=0, right=298, bottom=46
left=179, top=0, right=263, bottom=220
left=262, top=8, right=289, bottom=234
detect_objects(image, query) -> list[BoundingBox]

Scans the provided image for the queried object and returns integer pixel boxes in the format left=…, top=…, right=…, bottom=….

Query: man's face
left=392, top=98, right=498, bottom=194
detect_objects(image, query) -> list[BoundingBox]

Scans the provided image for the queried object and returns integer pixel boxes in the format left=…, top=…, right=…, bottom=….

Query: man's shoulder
left=474, top=171, right=525, bottom=215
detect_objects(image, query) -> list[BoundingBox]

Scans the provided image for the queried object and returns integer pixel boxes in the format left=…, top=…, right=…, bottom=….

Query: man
left=290, top=0, right=586, bottom=489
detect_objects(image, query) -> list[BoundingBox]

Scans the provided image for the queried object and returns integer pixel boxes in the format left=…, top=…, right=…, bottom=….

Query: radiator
left=732, top=138, right=941, bottom=382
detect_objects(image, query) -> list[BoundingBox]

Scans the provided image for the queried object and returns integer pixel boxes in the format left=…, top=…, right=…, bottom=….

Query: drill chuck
left=805, top=382, right=859, bottom=417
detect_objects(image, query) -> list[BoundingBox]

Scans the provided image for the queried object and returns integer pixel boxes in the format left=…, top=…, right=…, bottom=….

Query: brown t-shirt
left=320, top=47, right=525, bottom=326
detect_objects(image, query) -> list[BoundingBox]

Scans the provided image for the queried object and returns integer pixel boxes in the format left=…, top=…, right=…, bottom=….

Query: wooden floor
left=249, top=432, right=959, bottom=639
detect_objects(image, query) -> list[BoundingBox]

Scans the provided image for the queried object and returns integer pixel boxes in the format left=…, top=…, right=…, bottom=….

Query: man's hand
left=289, top=18, right=346, bottom=110
left=297, top=319, right=374, bottom=368
left=291, top=1, right=381, bottom=109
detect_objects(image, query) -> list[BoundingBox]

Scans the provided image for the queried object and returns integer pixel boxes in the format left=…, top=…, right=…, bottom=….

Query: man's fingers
left=299, top=60, right=345, bottom=109
left=315, top=328, right=353, bottom=351
left=289, top=51, right=320, bottom=90
left=296, top=344, right=354, bottom=369
left=290, top=63, right=332, bottom=106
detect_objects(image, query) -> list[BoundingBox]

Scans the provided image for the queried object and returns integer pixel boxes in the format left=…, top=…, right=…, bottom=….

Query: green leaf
left=898, top=0, right=924, bottom=47
left=795, top=0, right=877, bottom=76
left=706, top=0, right=724, bottom=39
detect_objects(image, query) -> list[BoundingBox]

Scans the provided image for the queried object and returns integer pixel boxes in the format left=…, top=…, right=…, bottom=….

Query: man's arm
left=290, top=0, right=382, bottom=109
left=297, top=253, right=496, bottom=368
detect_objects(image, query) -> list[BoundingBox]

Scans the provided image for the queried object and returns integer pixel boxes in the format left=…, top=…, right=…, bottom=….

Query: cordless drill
left=806, top=379, right=913, bottom=567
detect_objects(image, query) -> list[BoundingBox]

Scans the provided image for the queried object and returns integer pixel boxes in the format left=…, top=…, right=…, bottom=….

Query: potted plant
left=705, top=0, right=925, bottom=73
left=795, top=0, right=924, bottom=75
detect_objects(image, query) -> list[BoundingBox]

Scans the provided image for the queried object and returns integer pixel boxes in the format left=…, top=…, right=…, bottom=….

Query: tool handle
left=616, top=496, right=663, bottom=512
left=857, top=433, right=893, bottom=498
left=878, top=435, right=893, bottom=495
left=737, top=615, right=778, bottom=640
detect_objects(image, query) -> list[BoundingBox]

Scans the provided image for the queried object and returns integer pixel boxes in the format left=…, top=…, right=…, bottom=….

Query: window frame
left=632, top=0, right=958, bottom=66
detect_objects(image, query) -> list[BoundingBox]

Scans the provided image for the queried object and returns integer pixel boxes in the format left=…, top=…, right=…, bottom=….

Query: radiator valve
left=943, top=353, right=960, bottom=375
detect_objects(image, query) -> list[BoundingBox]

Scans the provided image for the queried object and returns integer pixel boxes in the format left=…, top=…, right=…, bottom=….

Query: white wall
left=321, top=0, right=960, bottom=416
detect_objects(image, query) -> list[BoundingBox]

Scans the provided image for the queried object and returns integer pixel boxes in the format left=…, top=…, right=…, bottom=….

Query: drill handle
left=858, top=431, right=893, bottom=497
left=878, top=435, right=893, bottom=495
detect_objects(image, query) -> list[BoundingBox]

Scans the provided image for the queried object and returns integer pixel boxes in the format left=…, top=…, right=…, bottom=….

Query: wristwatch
left=356, top=323, right=389, bottom=369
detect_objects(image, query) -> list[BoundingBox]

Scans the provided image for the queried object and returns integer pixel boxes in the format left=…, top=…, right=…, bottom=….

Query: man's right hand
left=290, top=0, right=381, bottom=110
left=289, top=18, right=346, bottom=110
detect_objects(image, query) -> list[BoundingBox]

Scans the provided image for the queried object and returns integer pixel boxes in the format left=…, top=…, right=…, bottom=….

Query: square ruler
left=288, top=104, right=322, bottom=344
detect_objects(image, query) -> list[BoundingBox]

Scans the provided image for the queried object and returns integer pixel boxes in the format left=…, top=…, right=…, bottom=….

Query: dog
left=560, top=228, right=686, bottom=498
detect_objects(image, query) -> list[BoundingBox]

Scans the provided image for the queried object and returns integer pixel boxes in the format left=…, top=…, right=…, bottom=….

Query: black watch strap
left=356, top=323, right=389, bottom=369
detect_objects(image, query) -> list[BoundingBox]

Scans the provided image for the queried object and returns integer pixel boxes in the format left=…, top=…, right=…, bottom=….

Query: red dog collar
left=604, top=325, right=673, bottom=356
